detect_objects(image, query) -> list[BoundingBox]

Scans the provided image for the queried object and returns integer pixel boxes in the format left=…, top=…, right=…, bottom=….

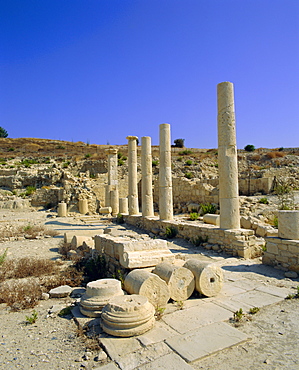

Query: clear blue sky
left=1, top=0, right=298, bottom=149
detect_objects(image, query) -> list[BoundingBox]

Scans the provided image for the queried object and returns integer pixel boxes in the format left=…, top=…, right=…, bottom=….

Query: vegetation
left=179, top=149, right=192, bottom=155
left=185, top=159, right=193, bottom=166
left=184, top=172, right=194, bottom=179
left=165, top=226, right=178, bottom=239
left=118, top=158, right=124, bottom=166
left=274, top=178, right=296, bottom=210
left=285, top=286, right=299, bottom=300
left=25, top=310, right=38, bottom=324
left=0, top=126, right=8, bottom=138
left=249, top=307, right=260, bottom=314
left=200, top=203, right=217, bottom=215
left=152, top=160, right=159, bottom=167
left=258, top=197, right=269, bottom=205
left=191, top=235, right=208, bottom=246
left=173, top=138, right=185, bottom=148
left=189, top=212, right=199, bottom=221
left=116, top=213, right=124, bottom=224
left=244, top=144, right=255, bottom=152
left=233, top=308, right=244, bottom=322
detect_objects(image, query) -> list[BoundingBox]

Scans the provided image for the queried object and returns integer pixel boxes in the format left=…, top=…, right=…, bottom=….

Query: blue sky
left=1, top=0, right=298, bottom=149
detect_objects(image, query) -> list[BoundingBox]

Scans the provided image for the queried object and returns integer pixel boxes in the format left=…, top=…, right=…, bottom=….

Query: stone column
left=119, top=198, right=129, bottom=215
left=78, top=199, right=88, bottom=215
left=110, top=188, right=119, bottom=216
left=57, top=202, right=67, bottom=217
left=159, top=124, right=173, bottom=220
left=126, top=136, right=139, bottom=215
left=141, top=136, right=154, bottom=217
left=105, top=148, right=118, bottom=186
left=217, top=81, right=240, bottom=229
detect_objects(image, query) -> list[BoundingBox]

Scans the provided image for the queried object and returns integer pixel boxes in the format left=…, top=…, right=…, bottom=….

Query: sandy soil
left=0, top=209, right=298, bottom=370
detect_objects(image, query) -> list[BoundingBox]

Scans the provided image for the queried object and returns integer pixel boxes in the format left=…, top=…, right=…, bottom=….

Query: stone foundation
left=263, top=237, right=299, bottom=272
left=124, top=215, right=264, bottom=259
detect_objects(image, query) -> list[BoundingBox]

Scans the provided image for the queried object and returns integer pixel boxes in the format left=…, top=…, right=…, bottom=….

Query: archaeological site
left=0, top=82, right=298, bottom=369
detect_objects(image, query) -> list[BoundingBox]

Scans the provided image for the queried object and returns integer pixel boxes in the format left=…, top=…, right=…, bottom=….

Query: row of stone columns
left=104, top=81, right=240, bottom=228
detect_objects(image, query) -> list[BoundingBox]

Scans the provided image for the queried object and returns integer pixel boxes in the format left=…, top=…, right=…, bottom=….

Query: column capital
left=105, top=148, right=118, bottom=155
left=126, top=136, right=138, bottom=141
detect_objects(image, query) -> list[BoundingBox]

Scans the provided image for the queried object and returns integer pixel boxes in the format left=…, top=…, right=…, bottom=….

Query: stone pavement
left=72, top=254, right=295, bottom=370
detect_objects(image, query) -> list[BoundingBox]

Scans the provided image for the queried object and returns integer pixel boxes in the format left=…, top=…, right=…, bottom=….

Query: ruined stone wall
left=124, top=215, right=264, bottom=259
left=263, top=237, right=299, bottom=272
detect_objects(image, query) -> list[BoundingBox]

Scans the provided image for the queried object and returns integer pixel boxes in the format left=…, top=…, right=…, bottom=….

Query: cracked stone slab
left=211, top=297, right=252, bottom=313
left=162, top=302, right=232, bottom=334
left=216, top=284, right=247, bottom=297
left=100, top=337, right=142, bottom=362
left=137, top=352, right=193, bottom=369
left=137, top=321, right=178, bottom=346
left=233, top=290, right=283, bottom=308
left=115, top=342, right=172, bottom=370
left=93, top=363, right=119, bottom=370
left=166, top=321, right=249, bottom=363
left=254, top=285, right=291, bottom=298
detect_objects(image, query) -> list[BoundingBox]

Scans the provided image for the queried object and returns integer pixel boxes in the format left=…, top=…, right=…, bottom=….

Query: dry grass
left=265, top=151, right=285, bottom=159
left=0, top=224, right=59, bottom=241
left=0, top=278, right=42, bottom=310
left=0, top=257, right=60, bottom=282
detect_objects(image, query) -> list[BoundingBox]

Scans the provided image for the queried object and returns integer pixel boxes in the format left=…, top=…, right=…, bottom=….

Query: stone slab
left=162, top=302, right=232, bottom=334
left=137, top=321, right=178, bottom=346
left=166, top=321, right=248, bottom=363
left=216, top=284, right=247, bottom=297
left=227, top=278, right=263, bottom=291
left=100, top=337, right=142, bottom=362
left=255, top=285, right=292, bottom=298
left=114, top=342, right=172, bottom=370
left=233, top=290, right=282, bottom=308
left=211, top=297, right=252, bottom=313
left=137, top=352, right=193, bottom=369
left=93, top=363, right=119, bottom=370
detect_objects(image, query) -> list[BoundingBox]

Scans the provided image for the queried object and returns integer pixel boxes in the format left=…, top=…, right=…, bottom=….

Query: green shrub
left=56, top=145, right=65, bottom=150
left=179, top=150, right=192, bottom=155
left=244, top=144, right=255, bottom=152
left=189, top=212, right=199, bottom=221
left=62, top=161, right=70, bottom=168
left=118, top=159, right=124, bottom=166
left=184, top=172, right=193, bottom=179
left=200, top=203, right=217, bottom=215
left=258, top=197, right=269, bottom=204
left=8, top=148, right=14, bottom=152
left=85, top=153, right=91, bottom=158
left=165, top=226, right=178, bottom=239
left=117, top=152, right=123, bottom=159
left=116, top=213, right=124, bottom=224
left=152, top=160, right=159, bottom=167
left=122, top=156, right=127, bottom=161
left=173, top=138, right=185, bottom=148
left=191, top=236, right=208, bottom=246
left=177, top=157, right=183, bottom=162
left=185, top=160, right=193, bottom=166
left=25, top=186, right=36, bottom=196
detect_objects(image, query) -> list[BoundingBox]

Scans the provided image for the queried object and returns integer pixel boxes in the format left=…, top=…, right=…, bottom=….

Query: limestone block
left=124, top=269, right=170, bottom=308
left=79, top=199, right=89, bottom=215
left=64, top=230, right=102, bottom=244
left=240, top=216, right=252, bottom=229
left=49, top=285, right=72, bottom=298
left=278, top=210, right=299, bottom=240
left=100, top=206, right=112, bottom=215
left=101, top=294, right=155, bottom=337
left=120, top=249, right=175, bottom=269
left=80, top=279, right=124, bottom=317
left=57, top=202, right=67, bottom=217
left=183, top=259, right=223, bottom=297
left=119, top=198, right=128, bottom=214
left=71, top=235, right=93, bottom=249
left=203, top=214, right=220, bottom=226
left=152, top=262, right=195, bottom=301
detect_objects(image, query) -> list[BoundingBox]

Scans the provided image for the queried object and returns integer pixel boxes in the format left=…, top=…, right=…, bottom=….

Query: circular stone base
left=101, top=294, right=155, bottom=337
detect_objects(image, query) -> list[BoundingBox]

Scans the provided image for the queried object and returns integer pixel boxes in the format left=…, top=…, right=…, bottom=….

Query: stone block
left=266, top=242, right=278, bottom=255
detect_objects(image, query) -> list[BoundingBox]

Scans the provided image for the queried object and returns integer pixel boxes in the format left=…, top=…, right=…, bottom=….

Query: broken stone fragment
left=49, top=285, right=73, bottom=298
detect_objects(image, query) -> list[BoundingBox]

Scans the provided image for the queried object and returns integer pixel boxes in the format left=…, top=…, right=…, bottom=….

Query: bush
left=244, top=144, right=255, bottom=152
left=118, top=159, right=124, bottom=166
left=0, top=127, right=8, bottom=138
left=165, top=226, right=178, bottom=239
left=189, top=212, right=199, bottom=221
left=25, top=186, right=36, bottom=196
left=152, top=160, right=159, bottom=167
left=200, top=203, right=217, bottom=215
left=116, top=213, right=124, bottom=224
left=179, top=149, right=192, bottom=155
left=117, top=152, right=123, bottom=159
left=177, top=157, right=183, bottom=162
left=184, top=172, right=194, bottom=179
left=174, top=138, right=185, bottom=148
left=85, top=153, right=91, bottom=158
left=259, top=197, right=269, bottom=204
left=185, top=160, right=193, bottom=166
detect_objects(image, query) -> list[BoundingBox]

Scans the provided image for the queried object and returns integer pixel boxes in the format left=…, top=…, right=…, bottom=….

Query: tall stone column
left=105, top=148, right=118, bottom=207
left=141, top=136, right=154, bottom=217
left=126, top=136, right=139, bottom=215
left=105, top=148, right=118, bottom=186
left=159, top=124, right=173, bottom=220
left=217, top=81, right=240, bottom=229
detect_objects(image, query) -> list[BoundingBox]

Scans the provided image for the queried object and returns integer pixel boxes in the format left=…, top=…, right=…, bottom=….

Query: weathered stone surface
left=137, top=352, right=193, bottom=369
left=124, top=269, right=170, bottom=308
left=203, top=214, right=220, bottom=226
left=127, top=136, right=139, bottom=215
left=166, top=322, right=248, bottom=363
left=152, top=262, right=195, bottom=301
left=101, top=294, right=155, bottom=337
left=71, top=235, right=93, bottom=249
left=184, top=259, right=223, bottom=297
left=141, top=136, right=154, bottom=218
left=78, top=199, right=88, bottom=214
left=284, top=271, right=298, bottom=279
left=80, top=279, right=124, bottom=317
left=119, top=197, right=128, bottom=214
left=278, top=210, right=299, bottom=240
left=49, top=285, right=72, bottom=298
left=57, top=202, right=67, bottom=217
left=100, top=206, right=112, bottom=215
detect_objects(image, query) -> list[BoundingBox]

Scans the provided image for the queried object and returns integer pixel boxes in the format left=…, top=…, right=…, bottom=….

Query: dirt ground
left=0, top=209, right=298, bottom=370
